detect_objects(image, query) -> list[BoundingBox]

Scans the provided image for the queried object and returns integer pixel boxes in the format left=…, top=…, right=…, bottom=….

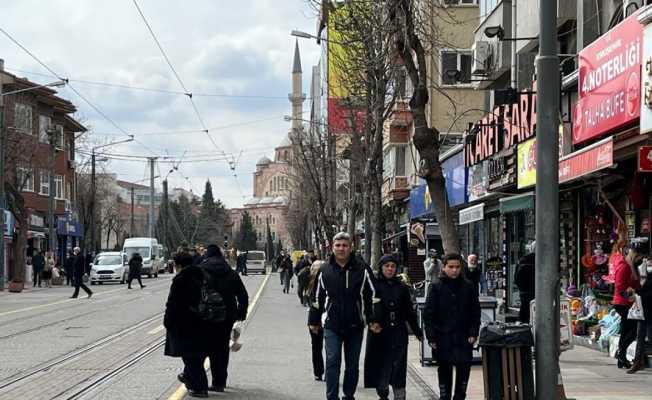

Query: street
left=1, top=271, right=651, bottom=399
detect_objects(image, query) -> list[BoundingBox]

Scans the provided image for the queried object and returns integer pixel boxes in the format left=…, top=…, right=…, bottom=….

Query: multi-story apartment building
left=0, top=65, right=86, bottom=282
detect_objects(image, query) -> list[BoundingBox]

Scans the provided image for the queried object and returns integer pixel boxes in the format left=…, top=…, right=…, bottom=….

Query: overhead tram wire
left=131, top=0, right=246, bottom=198
left=0, top=27, right=158, bottom=157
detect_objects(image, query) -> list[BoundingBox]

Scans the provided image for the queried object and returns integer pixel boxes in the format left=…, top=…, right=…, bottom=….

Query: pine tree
left=276, top=239, right=283, bottom=257
left=196, top=180, right=226, bottom=246
left=266, top=220, right=274, bottom=261
left=236, top=211, right=257, bottom=251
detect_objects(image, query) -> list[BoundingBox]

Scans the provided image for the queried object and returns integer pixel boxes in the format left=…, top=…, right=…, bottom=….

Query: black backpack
left=196, top=270, right=227, bottom=323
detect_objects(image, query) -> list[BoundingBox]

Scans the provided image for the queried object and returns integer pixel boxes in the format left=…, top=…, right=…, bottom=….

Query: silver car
left=90, top=252, right=128, bottom=285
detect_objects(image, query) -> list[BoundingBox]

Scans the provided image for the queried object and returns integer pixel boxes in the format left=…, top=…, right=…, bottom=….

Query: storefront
left=27, top=211, right=46, bottom=258
left=57, top=209, right=83, bottom=263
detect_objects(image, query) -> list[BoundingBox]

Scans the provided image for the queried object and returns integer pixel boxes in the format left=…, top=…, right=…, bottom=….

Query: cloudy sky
left=0, top=0, right=321, bottom=208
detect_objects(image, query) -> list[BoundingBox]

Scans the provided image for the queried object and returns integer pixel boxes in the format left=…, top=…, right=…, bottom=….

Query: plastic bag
left=230, top=322, right=243, bottom=352
left=627, top=295, right=645, bottom=321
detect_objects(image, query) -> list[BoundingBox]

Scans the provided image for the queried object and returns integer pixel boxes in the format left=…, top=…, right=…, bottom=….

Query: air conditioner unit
left=472, top=41, right=491, bottom=75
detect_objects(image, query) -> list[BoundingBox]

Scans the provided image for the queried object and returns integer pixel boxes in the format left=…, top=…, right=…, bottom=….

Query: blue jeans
left=324, top=328, right=363, bottom=400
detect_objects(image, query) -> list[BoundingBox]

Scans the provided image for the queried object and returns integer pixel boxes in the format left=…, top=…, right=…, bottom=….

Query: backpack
left=196, top=270, right=227, bottom=323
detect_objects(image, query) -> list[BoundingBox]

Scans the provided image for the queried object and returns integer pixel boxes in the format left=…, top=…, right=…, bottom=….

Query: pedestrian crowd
left=295, top=231, right=481, bottom=400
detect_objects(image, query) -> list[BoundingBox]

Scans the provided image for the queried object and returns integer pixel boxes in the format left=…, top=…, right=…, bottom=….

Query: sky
left=0, top=0, right=321, bottom=208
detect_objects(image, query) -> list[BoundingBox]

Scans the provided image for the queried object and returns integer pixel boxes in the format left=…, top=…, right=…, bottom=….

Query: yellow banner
left=517, top=137, right=537, bottom=189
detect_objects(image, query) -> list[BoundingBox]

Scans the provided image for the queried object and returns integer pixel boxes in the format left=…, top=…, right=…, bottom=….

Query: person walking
left=465, top=254, right=483, bottom=294
left=628, top=257, right=652, bottom=373
left=364, top=254, right=422, bottom=400
left=515, top=243, right=536, bottom=324
left=423, top=253, right=480, bottom=400
left=164, top=250, right=210, bottom=398
left=127, top=252, right=146, bottom=289
left=306, top=259, right=325, bottom=381
left=295, top=250, right=313, bottom=305
left=198, top=244, right=249, bottom=392
left=308, top=232, right=375, bottom=400
left=280, top=254, right=293, bottom=294
left=64, top=250, right=74, bottom=286
left=42, top=252, right=55, bottom=288
left=613, top=243, right=642, bottom=369
left=236, top=251, right=248, bottom=276
left=32, top=250, right=44, bottom=288
left=70, top=247, right=93, bottom=299
left=423, top=249, right=442, bottom=285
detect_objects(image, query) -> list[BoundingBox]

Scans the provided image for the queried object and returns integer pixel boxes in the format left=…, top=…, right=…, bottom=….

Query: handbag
left=627, top=294, right=645, bottom=321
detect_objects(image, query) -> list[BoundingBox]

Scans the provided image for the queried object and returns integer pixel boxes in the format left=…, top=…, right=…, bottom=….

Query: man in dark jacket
left=423, top=253, right=480, bottom=400
left=236, top=251, right=248, bottom=276
left=32, top=251, right=45, bottom=287
left=295, top=250, right=313, bottom=305
left=70, top=247, right=93, bottom=299
left=197, top=244, right=249, bottom=392
left=364, top=254, right=422, bottom=400
left=127, top=252, right=146, bottom=289
left=164, top=250, right=209, bottom=398
left=280, top=254, right=293, bottom=294
left=515, top=248, right=536, bottom=324
left=64, top=250, right=74, bottom=286
left=308, top=232, right=375, bottom=400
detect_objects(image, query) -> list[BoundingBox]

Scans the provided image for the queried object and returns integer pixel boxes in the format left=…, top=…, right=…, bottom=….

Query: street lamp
left=290, top=29, right=315, bottom=40
left=89, top=136, right=134, bottom=255
left=0, top=61, right=68, bottom=290
left=483, top=25, right=537, bottom=41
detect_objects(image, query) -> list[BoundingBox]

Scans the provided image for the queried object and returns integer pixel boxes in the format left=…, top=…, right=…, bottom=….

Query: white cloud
left=0, top=0, right=321, bottom=208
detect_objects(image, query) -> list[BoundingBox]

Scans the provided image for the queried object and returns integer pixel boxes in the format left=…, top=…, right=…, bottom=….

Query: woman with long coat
left=364, top=255, right=422, bottom=400
left=164, top=251, right=210, bottom=398
left=612, top=245, right=642, bottom=369
left=423, top=253, right=480, bottom=400
left=127, top=253, right=146, bottom=289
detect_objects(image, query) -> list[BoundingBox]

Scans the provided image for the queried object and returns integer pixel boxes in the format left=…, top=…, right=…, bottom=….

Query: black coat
left=64, top=256, right=74, bottom=273
left=32, top=254, right=45, bottom=273
left=423, top=275, right=480, bottom=364
left=128, top=255, right=143, bottom=279
left=364, top=273, right=422, bottom=388
left=515, top=253, right=536, bottom=296
left=308, top=255, right=374, bottom=333
left=637, top=277, right=652, bottom=321
left=164, top=265, right=209, bottom=358
left=465, top=264, right=482, bottom=292
left=73, top=253, right=86, bottom=280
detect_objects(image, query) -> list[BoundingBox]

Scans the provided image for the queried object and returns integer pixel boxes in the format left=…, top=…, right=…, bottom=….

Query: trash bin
left=479, top=322, right=534, bottom=400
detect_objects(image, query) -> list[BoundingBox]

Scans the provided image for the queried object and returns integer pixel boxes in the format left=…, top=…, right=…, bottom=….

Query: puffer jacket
left=613, top=253, right=640, bottom=306
left=308, top=255, right=375, bottom=333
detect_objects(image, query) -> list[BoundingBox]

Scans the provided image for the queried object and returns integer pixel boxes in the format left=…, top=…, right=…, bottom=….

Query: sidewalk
left=407, top=338, right=652, bottom=399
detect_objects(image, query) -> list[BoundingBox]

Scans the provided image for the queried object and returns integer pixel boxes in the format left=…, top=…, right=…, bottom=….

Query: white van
left=122, top=237, right=161, bottom=278
left=246, top=250, right=266, bottom=274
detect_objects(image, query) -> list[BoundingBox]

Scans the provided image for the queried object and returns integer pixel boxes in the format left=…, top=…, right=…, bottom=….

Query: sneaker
left=314, top=375, right=322, bottom=381
left=87, top=292, right=93, bottom=299
left=140, top=285, right=146, bottom=289
left=188, top=390, right=208, bottom=398
left=208, top=385, right=225, bottom=392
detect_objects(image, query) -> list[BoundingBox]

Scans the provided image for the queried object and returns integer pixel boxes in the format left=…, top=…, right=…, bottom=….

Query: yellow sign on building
left=517, top=137, right=537, bottom=189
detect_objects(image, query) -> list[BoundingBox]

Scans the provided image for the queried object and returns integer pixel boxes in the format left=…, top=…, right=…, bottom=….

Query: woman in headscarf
left=364, top=254, right=422, bottom=400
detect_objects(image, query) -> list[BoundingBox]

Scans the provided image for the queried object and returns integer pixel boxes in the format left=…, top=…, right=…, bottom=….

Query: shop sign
left=459, top=204, right=484, bottom=225
left=517, top=137, right=537, bottom=189
left=638, top=145, right=652, bottom=171
left=442, top=150, right=466, bottom=207
left=574, top=12, right=643, bottom=144
left=529, top=298, right=574, bottom=351
left=29, top=213, right=45, bottom=228
left=409, top=182, right=434, bottom=219
left=559, top=137, right=614, bottom=183
left=465, top=84, right=537, bottom=167
left=467, top=161, right=489, bottom=201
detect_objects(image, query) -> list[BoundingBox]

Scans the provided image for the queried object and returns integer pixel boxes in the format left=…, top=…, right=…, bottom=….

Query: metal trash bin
left=479, top=322, right=534, bottom=400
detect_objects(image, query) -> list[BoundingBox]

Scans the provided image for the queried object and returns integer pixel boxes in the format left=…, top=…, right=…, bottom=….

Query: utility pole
left=130, top=186, right=135, bottom=237
left=90, top=151, right=96, bottom=255
left=47, top=126, right=57, bottom=257
left=148, top=157, right=156, bottom=238
left=535, top=0, right=560, bottom=398
left=162, top=179, right=168, bottom=251
left=0, top=59, right=5, bottom=290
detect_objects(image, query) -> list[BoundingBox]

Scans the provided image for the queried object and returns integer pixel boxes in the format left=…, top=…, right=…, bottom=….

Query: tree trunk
left=12, top=214, right=27, bottom=284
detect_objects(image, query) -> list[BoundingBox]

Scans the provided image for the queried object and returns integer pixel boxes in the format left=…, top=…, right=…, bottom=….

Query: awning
left=499, top=192, right=534, bottom=214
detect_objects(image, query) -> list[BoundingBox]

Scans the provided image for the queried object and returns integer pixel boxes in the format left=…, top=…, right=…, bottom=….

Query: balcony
left=382, top=176, right=410, bottom=205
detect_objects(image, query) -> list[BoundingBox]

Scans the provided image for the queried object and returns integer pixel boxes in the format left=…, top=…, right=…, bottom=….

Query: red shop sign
left=639, top=146, right=652, bottom=172
left=573, top=12, right=643, bottom=145
left=559, top=137, right=613, bottom=183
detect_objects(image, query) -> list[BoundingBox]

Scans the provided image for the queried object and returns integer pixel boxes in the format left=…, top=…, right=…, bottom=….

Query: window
left=395, top=146, right=406, bottom=176
left=479, top=0, right=498, bottom=19
left=383, top=146, right=408, bottom=179
left=441, top=50, right=473, bottom=85
left=443, top=0, right=477, bottom=4
left=16, top=167, right=34, bottom=192
left=39, top=170, right=50, bottom=196
left=68, top=139, right=75, bottom=161
left=39, top=115, right=51, bottom=143
left=15, top=103, right=33, bottom=134
left=272, top=231, right=276, bottom=241
left=67, top=180, right=73, bottom=201
left=54, top=175, right=64, bottom=199
left=55, top=125, right=64, bottom=149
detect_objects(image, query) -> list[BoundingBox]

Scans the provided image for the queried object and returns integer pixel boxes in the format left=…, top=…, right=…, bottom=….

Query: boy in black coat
left=423, top=253, right=480, bottom=400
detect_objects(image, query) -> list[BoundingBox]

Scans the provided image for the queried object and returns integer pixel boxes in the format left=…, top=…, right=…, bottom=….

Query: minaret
left=289, top=40, right=305, bottom=132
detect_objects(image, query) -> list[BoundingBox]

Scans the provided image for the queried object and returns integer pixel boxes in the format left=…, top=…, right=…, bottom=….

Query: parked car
left=246, top=250, right=266, bottom=274
left=90, top=252, right=127, bottom=285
